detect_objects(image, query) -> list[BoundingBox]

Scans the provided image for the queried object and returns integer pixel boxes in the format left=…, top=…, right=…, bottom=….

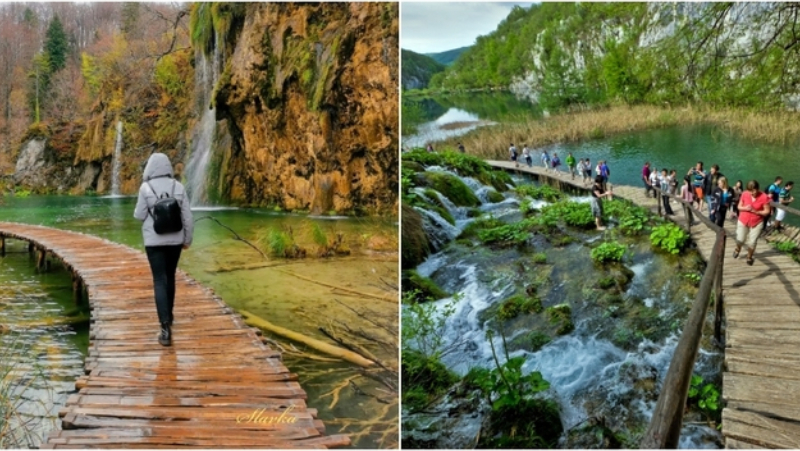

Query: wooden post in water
left=0, top=235, right=4, bottom=257
left=657, top=187, right=663, bottom=217
left=72, top=275, right=84, bottom=305
left=28, top=241, right=34, bottom=254
left=36, top=248, right=46, bottom=272
left=714, top=233, right=726, bottom=343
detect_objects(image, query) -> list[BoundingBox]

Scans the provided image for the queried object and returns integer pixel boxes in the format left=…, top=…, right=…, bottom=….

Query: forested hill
left=430, top=2, right=800, bottom=111
left=401, top=49, right=445, bottom=90
left=426, top=46, right=470, bottom=66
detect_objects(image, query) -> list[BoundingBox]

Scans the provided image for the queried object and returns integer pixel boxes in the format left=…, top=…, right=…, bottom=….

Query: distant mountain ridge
left=401, top=49, right=445, bottom=90
left=425, top=46, right=471, bottom=66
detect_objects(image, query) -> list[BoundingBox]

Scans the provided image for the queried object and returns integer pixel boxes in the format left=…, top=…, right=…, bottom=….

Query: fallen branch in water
left=194, top=216, right=267, bottom=258
left=277, top=268, right=395, bottom=303
left=239, top=309, right=376, bottom=368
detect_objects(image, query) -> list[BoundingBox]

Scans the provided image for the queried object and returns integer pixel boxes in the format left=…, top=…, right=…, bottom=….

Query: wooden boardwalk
left=0, top=222, right=350, bottom=449
left=487, top=161, right=800, bottom=449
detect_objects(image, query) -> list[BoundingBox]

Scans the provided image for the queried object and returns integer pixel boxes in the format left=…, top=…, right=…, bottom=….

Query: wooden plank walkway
left=486, top=161, right=800, bottom=449
left=0, top=221, right=350, bottom=449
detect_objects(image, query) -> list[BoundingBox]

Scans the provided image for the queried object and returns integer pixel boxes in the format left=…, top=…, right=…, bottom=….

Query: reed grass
left=0, top=332, right=55, bottom=448
left=431, top=104, right=800, bottom=159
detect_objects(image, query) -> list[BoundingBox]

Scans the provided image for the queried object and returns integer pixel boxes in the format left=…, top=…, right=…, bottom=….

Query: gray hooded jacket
left=133, top=153, right=194, bottom=247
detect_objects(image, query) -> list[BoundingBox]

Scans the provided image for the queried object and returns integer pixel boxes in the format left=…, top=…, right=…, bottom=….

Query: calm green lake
left=0, top=195, right=398, bottom=448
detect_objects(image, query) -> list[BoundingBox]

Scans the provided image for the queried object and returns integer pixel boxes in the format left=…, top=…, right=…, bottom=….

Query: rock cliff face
left=214, top=3, right=399, bottom=215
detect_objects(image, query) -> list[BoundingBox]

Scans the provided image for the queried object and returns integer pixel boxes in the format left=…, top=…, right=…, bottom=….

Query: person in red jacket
left=732, top=180, right=772, bottom=266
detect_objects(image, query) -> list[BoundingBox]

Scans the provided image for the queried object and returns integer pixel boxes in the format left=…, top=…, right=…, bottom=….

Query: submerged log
left=239, top=309, right=376, bottom=368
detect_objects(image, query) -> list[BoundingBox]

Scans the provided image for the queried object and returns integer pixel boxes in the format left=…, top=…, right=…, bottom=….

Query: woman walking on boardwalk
left=680, top=176, right=695, bottom=225
left=731, top=180, right=744, bottom=220
left=732, top=180, right=771, bottom=266
left=710, top=176, right=734, bottom=227
left=133, top=153, right=194, bottom=346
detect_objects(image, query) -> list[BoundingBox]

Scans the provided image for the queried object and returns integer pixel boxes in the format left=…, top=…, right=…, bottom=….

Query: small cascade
left=110, top=121, right=123, bottom=196
left=416, top=207, right=460, bottom=251
left=186, top=35, right=223, bottom=207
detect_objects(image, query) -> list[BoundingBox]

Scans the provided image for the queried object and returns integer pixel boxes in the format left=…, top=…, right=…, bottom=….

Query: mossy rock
left=402, top=270, right=449, bottom=303
left=532, top=252, right=547, bottom=264
left=401, top=205, right=431, bottom=269
left=546, top=303, right=575, bottom=335
left=402, top=160, right=425, bottom=173
left=417, top=171, right=480, bottom=207
left=497, top=295, right=543, bottom=320
left=401, top=349, right=459, bottom=412
left=486, top=189, right=505, bottom=203
left=509, top=330, right=552, bottom=353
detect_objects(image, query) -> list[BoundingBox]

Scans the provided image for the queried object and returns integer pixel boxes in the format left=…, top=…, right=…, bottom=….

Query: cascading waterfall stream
left=403, top=167, right=723, bottom=449
left=110, top=120, right=123, bottom=196
left=186, top=35, right=222, bottom=207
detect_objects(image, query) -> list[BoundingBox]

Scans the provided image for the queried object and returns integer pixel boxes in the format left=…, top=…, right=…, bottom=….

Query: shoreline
left=409, top=104, right=800, bottom=158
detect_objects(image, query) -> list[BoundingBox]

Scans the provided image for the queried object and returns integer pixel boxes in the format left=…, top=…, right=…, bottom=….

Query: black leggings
left=145, top=245, right=183, bottom=325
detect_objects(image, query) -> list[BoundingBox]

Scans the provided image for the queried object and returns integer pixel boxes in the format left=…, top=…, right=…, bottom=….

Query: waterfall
left=110, top=120, right=123, bottom=196
left=186, top=36, right=222, bottom=207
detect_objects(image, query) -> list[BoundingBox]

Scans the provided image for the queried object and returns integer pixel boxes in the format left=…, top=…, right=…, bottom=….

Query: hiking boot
left=158, top=322, right=172, bottom=346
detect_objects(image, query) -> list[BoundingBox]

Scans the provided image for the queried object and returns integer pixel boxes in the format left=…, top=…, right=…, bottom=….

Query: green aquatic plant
left=650, top=222, right=688, bottom=255
left=591, top=241, right=626, bottom=263
left=545, top=303, right=574, bottom=335
left=687, top=374, right=721, bottom=422
left=515, top=184, right=563, bottom=202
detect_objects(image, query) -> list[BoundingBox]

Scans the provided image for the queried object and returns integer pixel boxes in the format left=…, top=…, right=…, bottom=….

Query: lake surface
left=403, top=92, right=800, bottom=225
left=0, top=195, right=398, bottom=448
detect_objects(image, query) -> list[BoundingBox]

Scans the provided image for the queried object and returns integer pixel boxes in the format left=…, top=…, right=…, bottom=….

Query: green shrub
left=540, top=201, right=594, bottom=228
left=774, top=240, right=799, bottom=253
left=516, top=184, right=563, bottom=202
left=650, top=222, right=688, bottom=254
left=401, top=349, right=459, bottom=412
left=477, top=218, right=537, bottom=246
left=591, top=242, right=626, bottom=263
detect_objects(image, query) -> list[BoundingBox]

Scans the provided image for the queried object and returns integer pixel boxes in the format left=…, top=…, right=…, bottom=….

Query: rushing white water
left=110, top=120, right=123, bottom=196
left=407, top=170, right=723, bottom=448
left=186, top=38, right=222, bottom=207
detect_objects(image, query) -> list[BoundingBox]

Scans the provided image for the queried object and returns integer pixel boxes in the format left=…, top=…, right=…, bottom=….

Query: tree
left=28, top=52, right=51, bottom=123
left=44, top=15, right=69, bottom=72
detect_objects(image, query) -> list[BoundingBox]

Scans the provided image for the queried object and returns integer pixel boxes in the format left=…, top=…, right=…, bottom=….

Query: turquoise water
left=0, top=195, right=398, bottom=448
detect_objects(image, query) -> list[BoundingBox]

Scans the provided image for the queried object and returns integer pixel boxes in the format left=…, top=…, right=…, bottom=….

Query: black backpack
left=146, top=179, right=183, bottom=234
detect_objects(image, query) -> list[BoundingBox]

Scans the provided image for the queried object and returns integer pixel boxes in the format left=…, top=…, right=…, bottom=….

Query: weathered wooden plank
left=0, top=222, right=346, bottom=449
left=723, top=408, right=800, bottom=448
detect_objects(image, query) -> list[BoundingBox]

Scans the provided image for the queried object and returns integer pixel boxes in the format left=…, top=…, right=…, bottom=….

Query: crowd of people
left=643, top=160, right=794, bottom=265
left=507, top=143, right=796, bottom=266
left=509, top=143, right=611, bottom=188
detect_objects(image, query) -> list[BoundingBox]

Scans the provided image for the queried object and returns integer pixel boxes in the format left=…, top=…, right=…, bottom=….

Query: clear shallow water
left=0, top=195, right=398, bottom=448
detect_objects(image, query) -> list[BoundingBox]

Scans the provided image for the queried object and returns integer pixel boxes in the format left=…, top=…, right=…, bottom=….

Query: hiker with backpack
left=133, top=153, right=194, bottom=347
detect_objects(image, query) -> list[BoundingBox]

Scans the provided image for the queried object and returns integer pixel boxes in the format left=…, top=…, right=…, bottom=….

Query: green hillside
left=402, top=49, right=446, bottom=90
left=425, top=46, right=471, bottom=66
left=429, top=3, right=800, bottom=112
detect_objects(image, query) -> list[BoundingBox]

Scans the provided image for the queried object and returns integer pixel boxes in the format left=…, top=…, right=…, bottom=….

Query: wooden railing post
left=714, top=232, right=726, bottom=344
left=657, top=187, right=663, bottom=217
left=641, top=232, right=725, bottom=449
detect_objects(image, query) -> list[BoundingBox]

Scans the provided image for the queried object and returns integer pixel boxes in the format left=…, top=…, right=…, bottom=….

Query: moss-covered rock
left=402, top=204, right=431, bottom=269
left=546, top=303, right=575, bottom=335
left=402, top=270, right=449, bottom=302
left=417, top=171, right=480, bottom=207
left=486, top=189, right=505, bottom=203
left=497, top=294, right=543, bottom=320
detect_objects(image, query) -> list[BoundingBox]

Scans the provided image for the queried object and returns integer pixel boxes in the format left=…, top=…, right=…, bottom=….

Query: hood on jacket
left=143, top=153, right=174, bottom=181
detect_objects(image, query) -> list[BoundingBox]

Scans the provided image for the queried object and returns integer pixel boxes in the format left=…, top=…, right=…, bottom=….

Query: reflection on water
left=405, top=108, right=491, bottom=149
left=0, top=195, right=398, bottom=448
